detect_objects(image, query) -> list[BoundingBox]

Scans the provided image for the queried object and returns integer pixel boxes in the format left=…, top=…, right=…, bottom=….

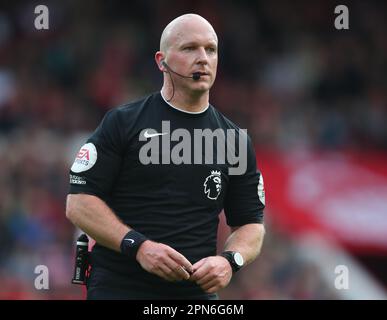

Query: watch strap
left=220, top=251, right=242, bottom=273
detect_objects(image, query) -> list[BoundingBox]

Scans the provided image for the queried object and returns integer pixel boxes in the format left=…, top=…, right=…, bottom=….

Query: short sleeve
left=68, top=109, right=125, bottom=200
left=224, top=134, right=265, bottom=226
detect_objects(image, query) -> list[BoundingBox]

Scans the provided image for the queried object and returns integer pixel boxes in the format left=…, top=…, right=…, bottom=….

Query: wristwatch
left=220, top=251, right=244, bottom=273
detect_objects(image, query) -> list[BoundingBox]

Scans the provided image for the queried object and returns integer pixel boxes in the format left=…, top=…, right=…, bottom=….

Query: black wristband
left=120, top=230, right=149, bottom=259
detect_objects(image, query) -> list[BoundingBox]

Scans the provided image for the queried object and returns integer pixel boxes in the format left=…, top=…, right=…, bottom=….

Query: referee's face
left=165, top=19, right=218, bottom=93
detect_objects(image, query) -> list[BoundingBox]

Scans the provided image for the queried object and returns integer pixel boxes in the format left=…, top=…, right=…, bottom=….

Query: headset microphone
left=162, top=61, right=201, bottom=81
left=192, top=72, right=201, bottom=81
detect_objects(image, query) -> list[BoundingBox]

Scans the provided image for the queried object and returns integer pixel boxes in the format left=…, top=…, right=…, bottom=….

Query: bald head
left=160, top=14, right=218, bottom=52
left=156, top=13, right=218, bottom=98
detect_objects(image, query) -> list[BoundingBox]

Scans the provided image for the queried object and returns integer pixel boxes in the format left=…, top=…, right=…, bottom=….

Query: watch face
left=234, top=252, right=244, bottom=267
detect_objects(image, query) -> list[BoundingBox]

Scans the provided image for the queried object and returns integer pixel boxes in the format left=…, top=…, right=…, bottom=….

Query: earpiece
left=161, top=60, right=167, bottom=71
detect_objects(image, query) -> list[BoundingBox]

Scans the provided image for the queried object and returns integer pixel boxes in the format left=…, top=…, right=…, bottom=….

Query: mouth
left=192, top=73, right=210, bottom=81
left=193, top=72, right=209, bottom=76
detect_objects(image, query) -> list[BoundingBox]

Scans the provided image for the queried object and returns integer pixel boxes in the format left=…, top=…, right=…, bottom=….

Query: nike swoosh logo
left=124, top=239, right=135, bottom=244
left=144, top=130, right=167, bottom=138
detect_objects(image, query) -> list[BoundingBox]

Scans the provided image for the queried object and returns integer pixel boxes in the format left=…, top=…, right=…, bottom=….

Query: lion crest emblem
left=204, top=170, right=222, bottom=200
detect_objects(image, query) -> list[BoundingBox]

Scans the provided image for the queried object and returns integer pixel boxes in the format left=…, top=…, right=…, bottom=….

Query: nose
left=196, top=47, right=209, bottom=65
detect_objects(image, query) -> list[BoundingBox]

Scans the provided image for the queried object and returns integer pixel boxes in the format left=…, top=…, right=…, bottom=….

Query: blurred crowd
left=0, top=0, right=386, bottom=299
left=218, top=218, right=339, bottom=300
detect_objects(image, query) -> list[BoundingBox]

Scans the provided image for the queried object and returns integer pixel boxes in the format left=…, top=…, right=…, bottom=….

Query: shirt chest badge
left=203, top=170, right=222, bottom=200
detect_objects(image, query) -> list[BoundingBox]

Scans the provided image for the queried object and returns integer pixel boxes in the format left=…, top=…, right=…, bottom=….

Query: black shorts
left=86, top=265, right=219, bottom=300
left=87, top=286, right=218, bottom=300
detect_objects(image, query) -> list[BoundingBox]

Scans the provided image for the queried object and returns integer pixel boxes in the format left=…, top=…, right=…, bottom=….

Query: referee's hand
left=189, top=256, right=232, bottom=294
left=136, top=240, right=193, bottom=282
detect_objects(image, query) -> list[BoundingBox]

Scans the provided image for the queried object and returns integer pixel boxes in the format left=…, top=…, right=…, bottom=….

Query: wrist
left=219, top=255, right=233, bottom=273
left=135, top=239, right=151, bottom=261
left=120, top=230, right=149, bottom=259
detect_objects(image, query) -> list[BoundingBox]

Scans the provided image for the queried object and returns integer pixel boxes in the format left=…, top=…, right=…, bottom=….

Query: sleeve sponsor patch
left=69, top=174, right=86, bottom=185
left=71, top=143, right=97, bottom=173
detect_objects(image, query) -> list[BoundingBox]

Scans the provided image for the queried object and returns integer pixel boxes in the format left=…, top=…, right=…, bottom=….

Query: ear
left=155, top=51, right=166, bottom=71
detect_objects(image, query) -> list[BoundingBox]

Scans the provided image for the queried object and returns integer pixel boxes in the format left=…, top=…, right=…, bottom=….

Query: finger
left=172, top=264, right=190, bottom=280
left=192, top=258, right=207, bottom=273
left=190, top=261, right=210, bottom=282
left=163, top=256, right=190, bottom=280
left=204, top=285, right=219, bottom=294
left=201, top=278, right=219, bottom=292
left=154, top=268, right=175, bottom=282
left=182, top=265, right=193, bottom=276
left=168, top=249, right=193, bottom=274
left=156, top=263, right=176, bottom=282
left=196, top=272, right=216, bottom=286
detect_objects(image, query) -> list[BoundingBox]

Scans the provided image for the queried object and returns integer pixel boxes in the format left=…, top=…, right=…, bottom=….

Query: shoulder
left=209, top=105, right=250, bottom=137
left=100, top=92, right=159, bottom=131
left=109, top=92, right=158, bottom=121
left=209, top=105, right=255, bottom=157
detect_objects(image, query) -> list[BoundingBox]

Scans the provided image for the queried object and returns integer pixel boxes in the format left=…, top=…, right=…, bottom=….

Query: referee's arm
left=189, top=223, right=265, bottom=293
left=66, top=194, right=129, bottom=252
left=224, top=223, right=265, bottom=265
left=66, top=193, right=193, bottom=281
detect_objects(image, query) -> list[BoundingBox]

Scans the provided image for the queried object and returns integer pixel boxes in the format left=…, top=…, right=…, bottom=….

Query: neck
left=161, top=84, right=209, bottom=113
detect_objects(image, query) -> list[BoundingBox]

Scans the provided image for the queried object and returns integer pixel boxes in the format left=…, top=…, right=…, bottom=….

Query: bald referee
left=66, top=13, right=265, bottom=300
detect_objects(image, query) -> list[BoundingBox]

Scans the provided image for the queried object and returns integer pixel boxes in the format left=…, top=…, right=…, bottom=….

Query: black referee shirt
left=69, top=92, right=265, bottom=297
